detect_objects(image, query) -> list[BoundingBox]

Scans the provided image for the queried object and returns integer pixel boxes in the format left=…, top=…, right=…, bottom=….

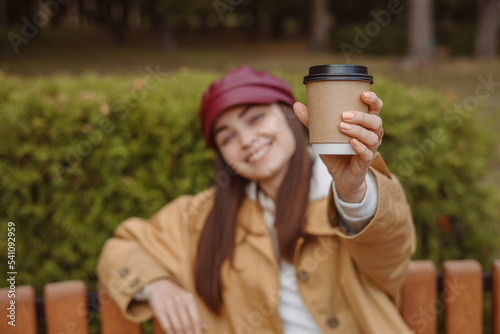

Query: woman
left=97, top=67, right=415, bottom=334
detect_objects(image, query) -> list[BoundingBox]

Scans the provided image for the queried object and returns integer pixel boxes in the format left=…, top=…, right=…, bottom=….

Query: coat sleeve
left=328, top=154, right=416, bottom=303
left=96, top=190, right=213, bottom=322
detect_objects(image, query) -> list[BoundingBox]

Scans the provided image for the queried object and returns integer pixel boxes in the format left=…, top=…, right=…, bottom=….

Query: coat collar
left=194, top=153, right=390, bottom=245
left=235, top=195, right=337, bottom=241
left=245, top=154, right=332, bottom=204
left=241, top=155, right=337, bottom=238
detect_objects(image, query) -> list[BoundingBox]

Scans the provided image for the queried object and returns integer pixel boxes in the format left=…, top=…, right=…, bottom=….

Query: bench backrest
left=1, top=259, right=499, bottom=334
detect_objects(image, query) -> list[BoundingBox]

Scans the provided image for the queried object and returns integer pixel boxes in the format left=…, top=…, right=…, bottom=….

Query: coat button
left=118, top=267, right=129, bottom=277
left=130, top=278, right=140, bottom=287
left=327, top=316, right=339, bottom=328
left=296, top=270, right=309, bottom=282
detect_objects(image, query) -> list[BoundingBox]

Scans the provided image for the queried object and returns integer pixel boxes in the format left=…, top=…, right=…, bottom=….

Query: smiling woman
left=97, top=66, right=416, bottom=334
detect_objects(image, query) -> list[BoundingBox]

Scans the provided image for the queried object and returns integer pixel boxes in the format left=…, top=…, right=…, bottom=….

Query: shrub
left=0, top=69, right=499, bottom=299
left=0, top=70, right=218, bottom=294
left=374, top=77, right=500, bottom=267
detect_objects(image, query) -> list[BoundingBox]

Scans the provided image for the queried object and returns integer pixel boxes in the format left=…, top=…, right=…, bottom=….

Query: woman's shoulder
left=187, top=187, right=217, bottom=214
left=152, top=188, right=216, bottom=230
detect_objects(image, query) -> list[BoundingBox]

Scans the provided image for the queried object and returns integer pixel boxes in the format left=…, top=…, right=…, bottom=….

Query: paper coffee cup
left=303, top=65, right=374, bottom=155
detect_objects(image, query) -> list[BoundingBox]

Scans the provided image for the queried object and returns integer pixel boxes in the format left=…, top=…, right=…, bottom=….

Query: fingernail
left=363, top=92, right=370, bottom=98
left=340, top=122, right=351, bottom=130
left=352, top=138, right=361, bottom=147
left=342, top=112, right=355, bottom=119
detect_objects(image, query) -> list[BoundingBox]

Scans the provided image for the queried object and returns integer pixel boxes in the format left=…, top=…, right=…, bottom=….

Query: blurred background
left=1, top=0, right=500, bottom=332
left=0, top=0, right=499, bottom=75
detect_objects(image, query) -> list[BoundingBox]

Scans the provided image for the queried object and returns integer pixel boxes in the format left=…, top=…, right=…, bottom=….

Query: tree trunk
left=245, top=0, right=261, bottom=41
left=408, top=0, right=435, bottom=64
left=51, top=2, right=68, bottom=29
left=270, top=11, right=285, bottom=40
left=0, top=0, right=6, bottom=27
left=95, top=0, right=111, bottom=27
left=77, top=0, right=85, bottom=27
left=474, top=0, right=499, bottom=58
left=109, top=0, right=129, bottom=43
left=6, top=0, right=35, bottom=25
left=309, top=0, right=330, bottom=51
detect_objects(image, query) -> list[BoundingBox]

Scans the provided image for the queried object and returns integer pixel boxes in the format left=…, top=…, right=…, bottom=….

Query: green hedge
left=0, top=69, right=499, bottom=297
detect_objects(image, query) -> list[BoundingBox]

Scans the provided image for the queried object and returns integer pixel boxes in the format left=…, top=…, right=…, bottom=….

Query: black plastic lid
left=303, top=64, right=373, bottom=84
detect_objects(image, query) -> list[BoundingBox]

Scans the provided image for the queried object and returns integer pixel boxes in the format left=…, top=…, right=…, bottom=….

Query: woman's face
left=213, top=104, right=296, bottom=189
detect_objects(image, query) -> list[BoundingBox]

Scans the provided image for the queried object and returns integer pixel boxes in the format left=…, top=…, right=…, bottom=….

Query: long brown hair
left=194, top=103, right=313, bottom=314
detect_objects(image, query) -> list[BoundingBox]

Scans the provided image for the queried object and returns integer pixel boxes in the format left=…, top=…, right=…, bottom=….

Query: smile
left=246, top=142, right=272, bottom=164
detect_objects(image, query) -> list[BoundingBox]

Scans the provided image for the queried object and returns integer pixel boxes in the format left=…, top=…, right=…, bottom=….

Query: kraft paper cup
left=303, top=65, right=374, bottom=155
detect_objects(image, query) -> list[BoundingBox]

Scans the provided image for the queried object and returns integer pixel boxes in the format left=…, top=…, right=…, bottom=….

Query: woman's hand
left=293, top=92, right=384, bottom=203
left=149, top=278, right=207, bottom=334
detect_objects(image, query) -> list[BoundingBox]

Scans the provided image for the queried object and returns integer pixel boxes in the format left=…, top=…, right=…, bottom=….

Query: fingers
left=340, top=111, right=383, bottom=163
left=361, top=92, right=383, bottom=115
left=340, top=111, right=383, bottom=144
left=156, top=295, right=200, bottom=334
left=164, top=299, right=186, bottom=334
left=185, top=295, right=205, bottom=334
left=149, top=279, right=206, bottom=334
left=292, top=101, right=309, bottom=128
left=350, top=138, right=375, bottom=163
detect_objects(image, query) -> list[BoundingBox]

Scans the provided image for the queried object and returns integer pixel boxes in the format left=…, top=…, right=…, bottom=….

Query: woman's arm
left=329, top=158, right=415, bottom=301
left=294, top=94, right=415, bottom=300
left=97, top=192, right=212, bottom=332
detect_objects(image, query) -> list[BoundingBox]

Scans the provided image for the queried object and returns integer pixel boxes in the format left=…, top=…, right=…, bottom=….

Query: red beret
left=199, top=67, right=295, bottom=149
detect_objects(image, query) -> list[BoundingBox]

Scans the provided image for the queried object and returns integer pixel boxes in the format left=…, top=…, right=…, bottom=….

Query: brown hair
left=194, top=103, right=313, bottom=314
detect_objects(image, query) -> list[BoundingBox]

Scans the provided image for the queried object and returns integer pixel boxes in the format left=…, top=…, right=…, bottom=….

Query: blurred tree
left=434, top=0, right=478, bottom=55
left=256, top=0, right=308, bottom=40
left=5, top=0, right=36, bottom=25
left=474, top=0, right=499, bottom=58
left=330, top=0, right=367, bottom=24
left=77, top=0, right=85, bottom=25
left=111, top=0, right=130, bottom=43
left=0, top=0, right=6, bottom=26
left=49, top=0, right=68, bottom=29
left=7, top=0, right=496, bottom=58
left=94, top=0, right=110, bottom=27
left=139, top=0, right=214, bottom=49
left=310, top=0, right=330, bottom=51
left=243, top=0, right=262, bottom=41
left=408, top=0, right=435, bottom=64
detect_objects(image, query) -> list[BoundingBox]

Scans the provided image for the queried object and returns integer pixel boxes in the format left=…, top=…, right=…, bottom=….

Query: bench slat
left=400, top=260, right=437, bottom=334
left=442, top=260, right=482, bottom=334
left=6, top=259, right=497, bottom=334
left=98, top=284, right=141, bottom=334
left=44, top=280, right=89, bottom=334
left=493, top=260, right=500, bottom=334
left=0, top=285, right=37, bottom=334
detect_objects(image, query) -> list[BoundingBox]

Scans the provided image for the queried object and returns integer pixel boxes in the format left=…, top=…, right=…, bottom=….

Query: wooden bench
left=1, top=259, right=499, bottom=334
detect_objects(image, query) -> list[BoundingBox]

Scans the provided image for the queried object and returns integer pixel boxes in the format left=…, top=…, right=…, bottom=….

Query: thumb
left=293, top=102, right=309, bottom=128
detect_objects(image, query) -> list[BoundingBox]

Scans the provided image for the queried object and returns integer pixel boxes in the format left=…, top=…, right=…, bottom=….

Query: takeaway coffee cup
left=303, top=64, right=374, bottom=155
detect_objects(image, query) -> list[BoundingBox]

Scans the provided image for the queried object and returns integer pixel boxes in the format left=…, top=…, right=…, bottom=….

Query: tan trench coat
left=97, top=155, right=415, bottom=333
